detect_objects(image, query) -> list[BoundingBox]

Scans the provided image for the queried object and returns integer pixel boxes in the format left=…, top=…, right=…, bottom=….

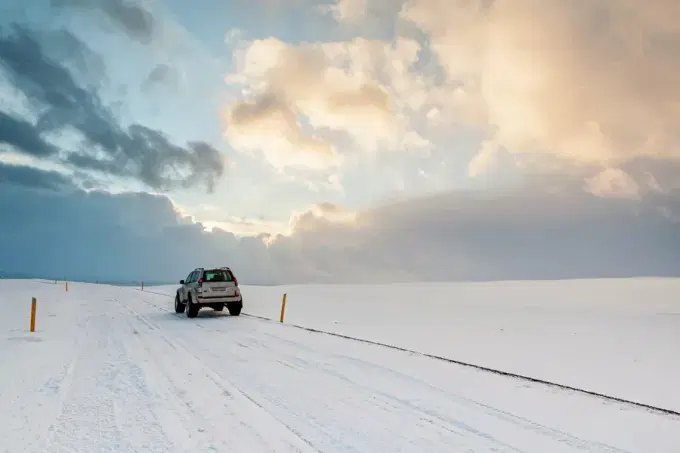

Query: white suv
left=175, top=267, right=243, bottom=318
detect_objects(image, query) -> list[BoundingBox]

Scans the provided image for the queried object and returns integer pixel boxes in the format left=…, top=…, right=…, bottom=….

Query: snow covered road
left=1, top=280, right=678, bottom=452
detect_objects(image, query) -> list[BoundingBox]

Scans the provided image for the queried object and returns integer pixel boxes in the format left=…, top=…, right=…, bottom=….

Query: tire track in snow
left=117, top=298, right=322, bottom=453
left=257, top=331, right=631, bottom=452
left=242, top=318, right=680, bottom=419
left=229, top=330, right=632, bottom=453
left=45, top=313, right=129, bottom=453
left=130, top=288, right=680, bottom=418
left=44, top=302, right=181, bottom=453
left=132, top=300, right=625, bottom=453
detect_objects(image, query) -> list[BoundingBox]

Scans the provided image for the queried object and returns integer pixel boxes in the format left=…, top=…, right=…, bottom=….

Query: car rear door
left=182, top=271, right=195, bottom=300
left=200, top=269, right=237, bottom=297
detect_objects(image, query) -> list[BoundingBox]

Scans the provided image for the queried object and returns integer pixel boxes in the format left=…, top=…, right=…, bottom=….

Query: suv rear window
left=202, top=269, right=233, bottom=282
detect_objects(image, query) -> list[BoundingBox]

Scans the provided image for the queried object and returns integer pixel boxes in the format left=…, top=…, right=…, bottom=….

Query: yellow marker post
left=280, top=293, right=287, bottom=323
left=30, top=297, right=36, bottom=333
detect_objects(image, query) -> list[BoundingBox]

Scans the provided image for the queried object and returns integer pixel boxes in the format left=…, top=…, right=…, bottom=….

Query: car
left=175, top=267, right=243, bottom=318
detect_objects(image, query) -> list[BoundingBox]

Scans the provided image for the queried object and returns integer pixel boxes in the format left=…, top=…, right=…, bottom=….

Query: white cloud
left=222, top=0, right=680, bottom=197
left=203, top=217, right=289, bottom=237
left=223, top=36, right=430, bottom=175
left=328, top=0, right=367, bottom=22
left=288, top=202, right=359, bottom=234
left=224, top=93, right=341, bottom=171
left=585, top=168, right=640, bottom=199
left=401, top=0, right=680, bottom=169
left=468, top=140, right=499, bottom=178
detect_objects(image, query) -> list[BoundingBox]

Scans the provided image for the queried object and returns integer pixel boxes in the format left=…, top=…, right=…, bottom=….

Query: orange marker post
left=280, top=293, right=287, bottom=323
left=30, top=297, right=37, bottom=333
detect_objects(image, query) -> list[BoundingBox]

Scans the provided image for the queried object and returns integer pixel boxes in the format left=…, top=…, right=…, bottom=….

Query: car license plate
left=212, top=287, right=225, bottom=291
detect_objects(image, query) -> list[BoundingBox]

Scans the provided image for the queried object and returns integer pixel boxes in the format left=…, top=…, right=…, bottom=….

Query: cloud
left=225, top=93, right=340, bottom=170
left=3, top=0, right=678, bottom=286
left=585, top=168, right=641, bottom=199
left=0, top=111, right=60, bottom=157
left=140, top=63, right=181, bottom=92
left=467, top=140, right=499, bottom=177
left=288, top=202, right=358, bottom=234
left=38, top=29, right=108, bottom=84
left=224, top=36, right=428, bottom=171
left=1, top=165, right=678, bottom=283
left=328, top=0, right=368, bottom=22
left=0, top=161, right=75, bottom=191
left=203, top=218, right=289, bottom=238
left=0, top=24, right=224, bottom=192
left=621, top=157, right=680, bottom=193
left=221, top=0, right=680, bottom=192
left=52, top=0, right=156, bottom=44
left=325, top=0, right=406, bottom=25
left=401, top=0, right=680, bottom=171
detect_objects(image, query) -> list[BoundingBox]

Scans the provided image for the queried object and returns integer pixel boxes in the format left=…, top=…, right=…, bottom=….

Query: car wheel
left=174, top=293, right=185, bottom=313
left=186, top=294, right=199, bottom=318
left=227, top=301, right=242, bottom=316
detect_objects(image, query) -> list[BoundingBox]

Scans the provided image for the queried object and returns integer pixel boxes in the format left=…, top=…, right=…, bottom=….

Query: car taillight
left=198, top=278, right=203, bottom=286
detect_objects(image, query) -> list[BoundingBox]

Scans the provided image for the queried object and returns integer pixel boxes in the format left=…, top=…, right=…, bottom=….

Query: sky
left=0, top=0, right=679, bottom=284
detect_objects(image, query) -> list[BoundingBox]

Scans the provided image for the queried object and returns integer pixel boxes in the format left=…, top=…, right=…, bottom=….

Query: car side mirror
left=180, top=280, right=185, bottom=285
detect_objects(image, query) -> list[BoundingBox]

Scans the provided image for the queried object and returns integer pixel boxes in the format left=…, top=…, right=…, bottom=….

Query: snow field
left=151, top=278, right=680, bottom=412
left=1, top=278, right=678, bottom=452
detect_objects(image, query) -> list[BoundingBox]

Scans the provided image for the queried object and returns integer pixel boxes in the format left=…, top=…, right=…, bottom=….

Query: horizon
left=2, top=273, right=678, bottom=289
left=1, top=0, right=679, bottom=283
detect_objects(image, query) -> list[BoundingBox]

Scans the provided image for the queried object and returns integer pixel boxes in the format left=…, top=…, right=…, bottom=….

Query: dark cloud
left=100, top=0, right=155, bottom=42
left=141, top=63, right=180, bottom=92
left=0, top=162, right=75, bottom=191
left=0, top=24, right=224, bottom=192
left=0, top=112, right=59, bottom=157
left=0, top=167, right=678, bottom=284
left=623, top=157, right=680, bottom=192
left=51, top=0, right=155, bottom=43
left=353, top=190, right=680, bottom=282
left=39, top=28, right=107, bottom=84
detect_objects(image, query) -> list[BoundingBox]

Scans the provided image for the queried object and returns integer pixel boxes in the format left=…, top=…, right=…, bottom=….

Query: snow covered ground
left=153, top=277, right=680, bottom=413
left=1, top=278, right=679, bottom=452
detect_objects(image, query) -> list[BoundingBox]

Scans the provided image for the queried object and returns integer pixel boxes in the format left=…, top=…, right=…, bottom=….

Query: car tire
left=186, top=295, right=199, bottom=318
left=175, top=293, right=186, bottom=313
left=227, top=301, right=242, bottom=316
left=213, top=304, right=224, bottom=312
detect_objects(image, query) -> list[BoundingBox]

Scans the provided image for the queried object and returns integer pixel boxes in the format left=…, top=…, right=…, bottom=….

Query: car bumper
left=195, top=295, right=242, bottom=304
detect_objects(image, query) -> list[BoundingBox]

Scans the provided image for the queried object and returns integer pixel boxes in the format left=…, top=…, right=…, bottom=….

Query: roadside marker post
left=65, top=281, right=68, bottom=292
left=280, top=293, right=287, bottom=323
left=30, top=297, right=36, bottom=333
left=141, top=281, right=144, bottom=291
